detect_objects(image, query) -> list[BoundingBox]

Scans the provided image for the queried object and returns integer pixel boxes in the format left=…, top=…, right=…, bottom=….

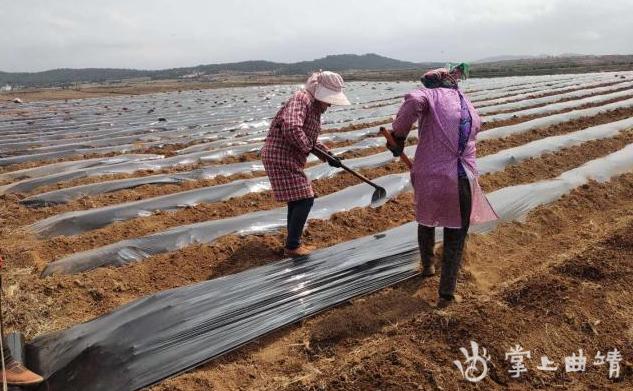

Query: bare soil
left=14, top=130, right=632, bottom=262
left=146, top=172, right=633, bottom=390
left=1, top=128, right=631, bottom=346
left=0, top=83, right=632, bottom=390
left=7, top=104, right=630, bottom=226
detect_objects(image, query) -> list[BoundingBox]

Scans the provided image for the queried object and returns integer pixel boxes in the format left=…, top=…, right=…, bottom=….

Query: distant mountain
left=0, top=54, right=422, bottom=88
left=3, top=53, right=632, bottom=88
left=558, top=53, right=587, bottom=58
left=278, top=54, right=419, bottom=74
left=475, top=55, right=545, bottom=63
left=476, top=53, right=593, bottom=64
left=0, top=68, right=151, bottom=88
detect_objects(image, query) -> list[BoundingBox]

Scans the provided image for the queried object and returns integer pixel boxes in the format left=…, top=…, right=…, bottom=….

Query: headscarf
left=421, top=63, right=470, bottom=89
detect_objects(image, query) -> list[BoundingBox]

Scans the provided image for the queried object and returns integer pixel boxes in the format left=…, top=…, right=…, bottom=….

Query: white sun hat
left=306, top=71, right=351, bottom=106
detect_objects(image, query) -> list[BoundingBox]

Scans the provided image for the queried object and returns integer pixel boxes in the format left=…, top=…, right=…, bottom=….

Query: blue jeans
left=286, top=197, right=314, bottom=249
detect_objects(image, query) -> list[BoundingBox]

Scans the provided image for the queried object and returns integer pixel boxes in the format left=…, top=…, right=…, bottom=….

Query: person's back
left=259, top=71, right=350, bottom=257
left=261, top=89, right=321, bottom=166
left=386, top=64, right=497, bottom=307
left=407, top=87, right=481, bottom=176
left=393, top=85, right=489, bottom=228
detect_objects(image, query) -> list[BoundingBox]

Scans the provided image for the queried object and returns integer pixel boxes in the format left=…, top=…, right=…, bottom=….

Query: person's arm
left=314, top=140, right=330, bottom=154
left=386, top=92, right=428, bottom=156
left=392, top=92, right=427, bottom=138
left=280, top=96, right=314, bottom=154
left=312, top=141, right=343, bottom=167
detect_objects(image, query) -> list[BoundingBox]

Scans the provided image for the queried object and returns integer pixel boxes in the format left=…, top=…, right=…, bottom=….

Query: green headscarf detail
left=421, top=63, right=471, bottom=89
left=447, top=62, right=471, bottom=80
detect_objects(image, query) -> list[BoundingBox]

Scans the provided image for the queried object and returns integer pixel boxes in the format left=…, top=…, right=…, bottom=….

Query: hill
left=2, top=53, right=632, bottom=90
left=0, top=54, right=424, bottom=88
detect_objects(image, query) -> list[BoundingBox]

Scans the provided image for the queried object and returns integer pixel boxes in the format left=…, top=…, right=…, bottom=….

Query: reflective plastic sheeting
left=486, top=142, right=633, bottom=224
left=175, top=135, right=264, bottom=154
left=21, top=174, right=194, bottom=207
left=29, top=223, right=421, bottom=391
left=480, top=86, right=633, bottom=123
left=473, top=74, right=633, bottom=107
left=30, top=115, right=633, bottom=238
left=40, top=174, right=412, bottom=276
left=476, top=116, right=633, bottom=174
left=26, top=142, right=633, bottom=391
left=468, top=75, right=593, bottom=103
left=29, top=149, right=403, bottom=237
left=0, top=144, right=264, bottom=195
left=31, top=178, right=273, bottom=237
left=0, top=154, right=163, bottom=181
left=21, top=162, right=267, bottom=206
left=21, top=132, right=402, bottom=206
left=11, top=87, right=633, bottom=196
left=175, top=124, right=385, bottom=156
left=479, top=96, right=633, bottom=140
left=477, top=79, right=633, bottom=115
left=0, top=145, right=148, bottom=167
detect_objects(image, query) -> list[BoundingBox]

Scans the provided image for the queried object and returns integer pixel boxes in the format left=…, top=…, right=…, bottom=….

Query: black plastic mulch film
left=26, top=143, right=633, bottom=391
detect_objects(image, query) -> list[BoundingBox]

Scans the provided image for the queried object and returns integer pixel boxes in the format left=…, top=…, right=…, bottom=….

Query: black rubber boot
left=418, top=224, right=436, bottom=277
left=438, top=227, right=467, bottom=298
left=437, top=177, right=472, bottom=299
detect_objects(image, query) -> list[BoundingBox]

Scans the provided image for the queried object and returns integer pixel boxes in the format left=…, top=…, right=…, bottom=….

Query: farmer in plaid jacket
left=261, top=71, right=351, bottom=257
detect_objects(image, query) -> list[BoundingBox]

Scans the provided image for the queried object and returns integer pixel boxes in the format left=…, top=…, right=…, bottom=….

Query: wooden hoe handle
left=379, top=127, right=413, bottom=169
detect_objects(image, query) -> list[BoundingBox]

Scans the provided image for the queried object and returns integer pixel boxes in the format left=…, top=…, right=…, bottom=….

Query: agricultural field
left=1, top=71, right=633, bottom=390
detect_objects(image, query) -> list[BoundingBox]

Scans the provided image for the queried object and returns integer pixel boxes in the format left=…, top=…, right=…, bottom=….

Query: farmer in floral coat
left=387, top=64, right=498, bottom=307
left=261, top=71, right=351, bottom=257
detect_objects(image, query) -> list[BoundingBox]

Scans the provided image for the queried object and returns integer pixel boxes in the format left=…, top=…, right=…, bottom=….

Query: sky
left=1, top=0, right=632, bottom=72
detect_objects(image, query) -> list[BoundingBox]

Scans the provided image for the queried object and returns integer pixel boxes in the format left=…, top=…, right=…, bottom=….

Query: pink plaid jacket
left=261, top=90, right=327, bottom=202
left=393, top=88, right=498, bottom=228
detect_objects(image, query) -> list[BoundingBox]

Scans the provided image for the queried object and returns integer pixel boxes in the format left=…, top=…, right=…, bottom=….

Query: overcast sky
left=2, top=0, right=632, bottom=72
